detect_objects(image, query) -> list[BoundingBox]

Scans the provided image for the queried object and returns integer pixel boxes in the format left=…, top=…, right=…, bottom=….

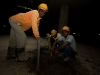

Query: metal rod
left=37, top=39, right=40, bottom=71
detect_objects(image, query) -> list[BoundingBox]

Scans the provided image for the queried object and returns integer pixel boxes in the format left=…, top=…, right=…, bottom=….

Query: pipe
left=37, top=39, right=40, bottom=71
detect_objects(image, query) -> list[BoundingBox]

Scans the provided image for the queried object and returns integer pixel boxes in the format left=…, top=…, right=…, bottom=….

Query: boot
left=6, top=47, right=16, bottom=59
left=15, top=48, right=31, bottom=62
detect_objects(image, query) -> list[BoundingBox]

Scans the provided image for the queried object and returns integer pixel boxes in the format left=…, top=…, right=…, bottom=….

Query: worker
left=50, top=26, right=77, bottom=62
left=47, top=29, right=62, bottom=52
left=6, top=3, right=48, bottom=62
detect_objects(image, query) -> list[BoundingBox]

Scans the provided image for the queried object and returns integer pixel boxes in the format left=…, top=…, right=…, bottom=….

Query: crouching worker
left=46, top=29, right=62, bottom=51
left=6, top=3, right=48, bottom=62
left=50, top=26, right=77, bottom=62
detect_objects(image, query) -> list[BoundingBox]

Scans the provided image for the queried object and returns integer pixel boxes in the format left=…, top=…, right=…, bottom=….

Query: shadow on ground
left=28, top=51, right=90, bottom=75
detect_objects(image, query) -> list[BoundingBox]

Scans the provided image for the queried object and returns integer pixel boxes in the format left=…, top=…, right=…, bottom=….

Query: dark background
left=0, top=0, right=100, bottom=46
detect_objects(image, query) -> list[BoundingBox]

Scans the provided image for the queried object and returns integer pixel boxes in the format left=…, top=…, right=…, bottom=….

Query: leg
left=57, top=41, right=65, bottom=57
left=47, top=36, right=51, bottom=50
left=49, top=37, right=56, bottom=54
left=57, top=41, right=64, bottom=47
left=9, top=28, right=17, bottom=48
left=50, top=36, right=55, bottom=47
left=64, top=46, right=76, bottom=58
left=57, top=41, right=76, bottom=61
left=6, top=28, right=17, bottom=59
left=9, top=18, right=27, bottom=48
left=63, top=46, right=76, bottom=61
left=9, top=18, right=29, bottom=61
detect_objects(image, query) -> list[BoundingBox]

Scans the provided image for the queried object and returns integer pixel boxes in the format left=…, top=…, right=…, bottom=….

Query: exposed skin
left=38, top=9, right=46, bottom=18
left=50, top=30, right=70, bottom=55
left=53, top=33, right=57, bottom=38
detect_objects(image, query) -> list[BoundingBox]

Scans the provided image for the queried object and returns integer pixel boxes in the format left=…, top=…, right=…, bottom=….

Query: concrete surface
left=0, top=35, right=100, bottom=75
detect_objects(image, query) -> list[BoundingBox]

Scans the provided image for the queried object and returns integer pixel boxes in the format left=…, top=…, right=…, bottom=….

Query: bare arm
left=52, top=40, right=59, bottom=48
left=50, top=39, right=60, bottom=52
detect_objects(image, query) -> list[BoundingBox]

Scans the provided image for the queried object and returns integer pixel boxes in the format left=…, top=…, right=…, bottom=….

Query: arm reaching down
left=31, top=10, right=40, bottom=39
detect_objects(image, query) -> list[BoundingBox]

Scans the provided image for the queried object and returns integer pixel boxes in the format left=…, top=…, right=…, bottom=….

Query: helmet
left=51, top=29, right=57, bottom=36
left=38, top=3, right=48, bottom=11
left=62, top=26, right=70, bottom=31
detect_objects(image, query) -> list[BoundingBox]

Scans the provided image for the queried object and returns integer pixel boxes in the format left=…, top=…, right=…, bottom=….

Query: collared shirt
left=53, top=33, right=62, bottom=41
left=59, top=35, right=76, bottom=51
left=11, top=10, right=41, bottom=37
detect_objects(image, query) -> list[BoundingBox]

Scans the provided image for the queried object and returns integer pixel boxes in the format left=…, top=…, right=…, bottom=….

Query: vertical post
left=58, top=4, right=69, bottom=33
left=37, top=39, right=40, bottom=71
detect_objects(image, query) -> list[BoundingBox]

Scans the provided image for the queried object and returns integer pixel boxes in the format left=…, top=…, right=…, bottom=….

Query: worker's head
left=51, top=29, right=57, bottom=38
left=62, top=26, right=70, bottom=37
left=38, top=3, right=48, bottom=17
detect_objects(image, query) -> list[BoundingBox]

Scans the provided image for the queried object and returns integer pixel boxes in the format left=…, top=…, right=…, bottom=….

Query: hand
left=35, top=35, right=40, bottom=40
left=50, top=47, right=55, bottom=53
left=54, top=49, right=59, bottom=55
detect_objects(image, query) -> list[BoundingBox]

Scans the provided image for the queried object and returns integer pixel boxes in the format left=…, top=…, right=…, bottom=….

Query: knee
left=57, top=41, right=64, bottom=47
left=64, top=45, right=72, bottom=51
left=24, top=35, right=27, bottom=40
left=22, top=34, right=27, bottom=40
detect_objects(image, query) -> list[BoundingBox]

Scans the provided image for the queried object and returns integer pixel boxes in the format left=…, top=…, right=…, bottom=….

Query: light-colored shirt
left=11, top=10, right=41, bottom=37
left=59, top=35, right=76, bottom=51
left=53, top=33, right=62, bottom=41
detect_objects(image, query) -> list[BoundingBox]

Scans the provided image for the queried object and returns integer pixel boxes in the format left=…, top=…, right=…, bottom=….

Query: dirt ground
left=0, top=35, right=100, bottom=75
left=29, top=52, right=90, bottom=75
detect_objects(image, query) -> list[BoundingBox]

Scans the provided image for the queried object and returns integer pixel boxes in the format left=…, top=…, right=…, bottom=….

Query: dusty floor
left=0, top=35, right=100, bottom=75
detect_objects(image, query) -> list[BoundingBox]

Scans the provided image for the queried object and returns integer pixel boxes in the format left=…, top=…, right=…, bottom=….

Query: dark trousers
left=57, top=41, right=76, bottom=58
left=50, top=36, right=55, bottom=47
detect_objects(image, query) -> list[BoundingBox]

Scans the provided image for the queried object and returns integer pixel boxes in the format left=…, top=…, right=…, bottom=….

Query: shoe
left=16, top=57, right=31, bottom=62
left=57, top=53, right=64, bottom=58
left=6, top=47, right=16, bottom=59
left=64, top=57, right=71, bottom=62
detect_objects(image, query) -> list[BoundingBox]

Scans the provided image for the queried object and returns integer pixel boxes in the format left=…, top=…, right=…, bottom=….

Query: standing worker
left=6, top=3, right=48, bottom=62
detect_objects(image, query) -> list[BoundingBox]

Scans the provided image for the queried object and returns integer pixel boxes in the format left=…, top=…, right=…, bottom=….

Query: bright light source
left=99, top=34, right=100, bottom=35
left=73, top=33, right=76, bottom=34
